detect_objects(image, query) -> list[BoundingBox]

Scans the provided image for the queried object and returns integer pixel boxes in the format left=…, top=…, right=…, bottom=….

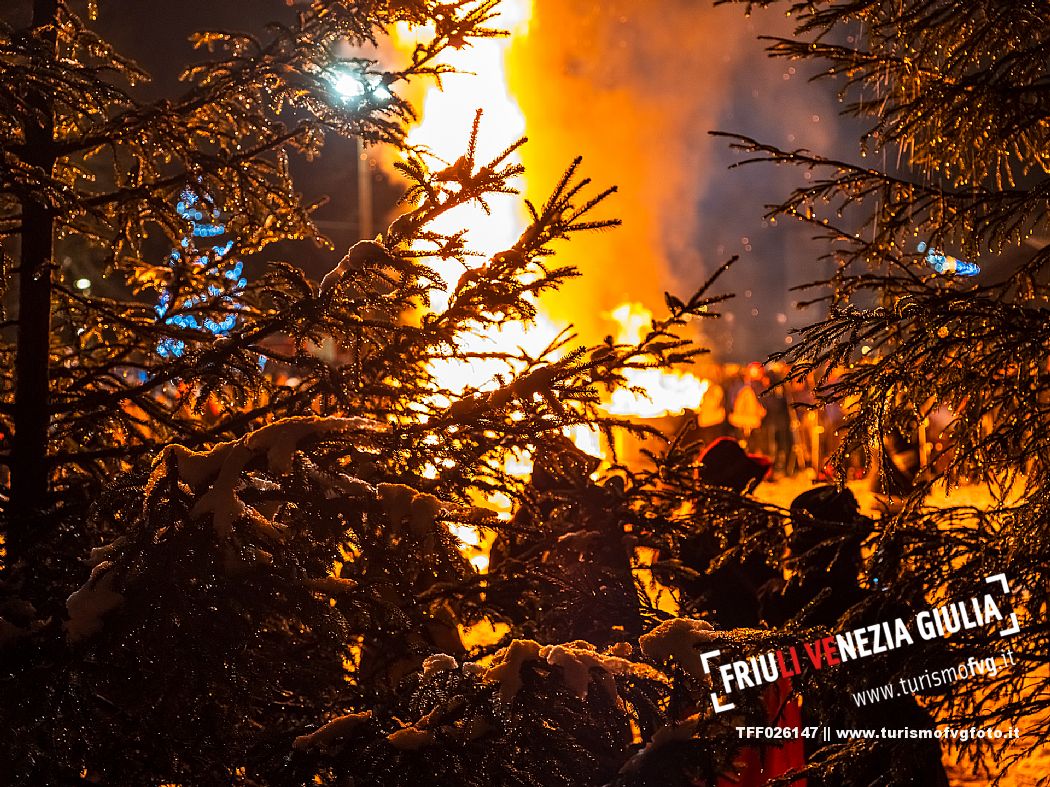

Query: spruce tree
left=10, top=0, right=1044, bottom=783
left=0, top=2, right=751, bottom=784
left=0, top=0, right=502, bottom=574
left=714, top=0, right=1050, bottom=780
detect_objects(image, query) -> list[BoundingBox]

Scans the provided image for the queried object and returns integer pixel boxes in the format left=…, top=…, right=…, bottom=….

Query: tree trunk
left=7, top=0, right=58, bottom=563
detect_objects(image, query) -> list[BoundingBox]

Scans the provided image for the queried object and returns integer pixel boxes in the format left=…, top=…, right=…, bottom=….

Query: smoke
left=507, top=0, right=844, bottom=360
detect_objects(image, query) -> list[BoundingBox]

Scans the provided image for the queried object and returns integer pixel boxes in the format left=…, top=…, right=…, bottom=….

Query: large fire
left=391, top=5, right=708, bottom=423
left=391, top=1, right=548, bottom=592
left=391, top=3, right=707, bottom=596
left=392, top=2, right=570, bottom=442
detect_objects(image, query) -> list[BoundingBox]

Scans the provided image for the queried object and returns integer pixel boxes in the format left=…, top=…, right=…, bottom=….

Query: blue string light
left=156, top=188, right=248, bottom=358
left=918, top=242, right=980, bottom=276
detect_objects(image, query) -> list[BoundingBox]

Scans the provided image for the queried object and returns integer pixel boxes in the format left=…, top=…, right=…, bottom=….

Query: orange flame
left=393, top=2, right=569, bottom=566
left=392, top=6, right=707, bottom=578
left=388, top=8, right=703, bottom=641
left=393, top=2, right=562, bottom=406
left=603, top=303, right=709, bottom=419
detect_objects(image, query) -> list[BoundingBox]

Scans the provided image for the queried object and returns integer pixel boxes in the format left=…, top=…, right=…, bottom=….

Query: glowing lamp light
left=330, top=70, right=365, bottom=99
left=74, top=277, right=91, bottom=290
left=328, top=67, right=392, bottom=104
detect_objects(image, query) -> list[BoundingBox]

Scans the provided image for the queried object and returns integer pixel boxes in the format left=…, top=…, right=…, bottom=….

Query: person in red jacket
left=688, top=438, right=806, bottom=786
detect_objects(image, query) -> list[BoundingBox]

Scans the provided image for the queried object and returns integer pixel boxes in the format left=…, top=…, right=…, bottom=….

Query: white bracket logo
left=985, top=573, right=1020, bottom=637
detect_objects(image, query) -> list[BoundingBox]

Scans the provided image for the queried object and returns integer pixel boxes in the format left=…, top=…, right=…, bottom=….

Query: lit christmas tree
left=155, top=188, right=247, bottom=358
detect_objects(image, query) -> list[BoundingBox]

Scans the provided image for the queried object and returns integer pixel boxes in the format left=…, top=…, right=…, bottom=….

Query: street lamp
left=328, top=66, right=392, bottom=240
left=329, top=67, right=392, bottom=104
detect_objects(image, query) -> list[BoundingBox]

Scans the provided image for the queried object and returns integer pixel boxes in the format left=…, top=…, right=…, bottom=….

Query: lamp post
left=357, top=136, right=373, bottom=239
left=330, top=67, right=389, bottom=240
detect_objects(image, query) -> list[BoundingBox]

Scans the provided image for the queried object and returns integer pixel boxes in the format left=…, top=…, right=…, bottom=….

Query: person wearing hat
left=777, top=486, right=948, bottom=787
left=684, top=438, right=804, bottom=786
left=696, top=436, right=772, bottom=496
left=680, top=437, right=777, bottom=627
left=775, top=485, right=872, bottom=628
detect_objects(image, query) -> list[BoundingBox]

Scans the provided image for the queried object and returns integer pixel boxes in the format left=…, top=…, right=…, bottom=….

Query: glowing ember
left=603, top=303, right=709, bottom=419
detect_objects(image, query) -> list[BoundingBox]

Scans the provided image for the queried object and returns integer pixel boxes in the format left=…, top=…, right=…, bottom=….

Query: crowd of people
left=690, top=361, right=852, bottom=481
left=688, top=360, right=940, bottom=496
left=681, top=438, right=950, bottom=786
